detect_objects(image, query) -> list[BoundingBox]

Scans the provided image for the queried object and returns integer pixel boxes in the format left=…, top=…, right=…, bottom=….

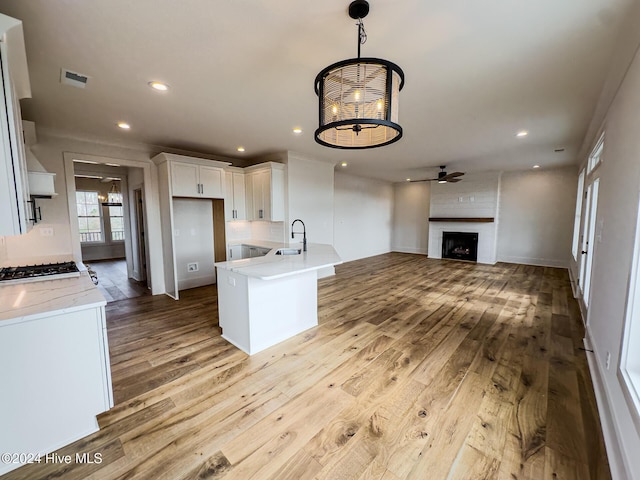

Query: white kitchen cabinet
left=171, top=160, right=224, bottom=199
left=229, top=244, right=243, bottom=260
left=224, top=169, right=246, bottom=221
left=153, top=153, right=232, bottom=299
left=245, top=162, right=285, bottom=221
left=0, top=17, right=32, bottom=236
left=0, top=287, right=112, bottom=476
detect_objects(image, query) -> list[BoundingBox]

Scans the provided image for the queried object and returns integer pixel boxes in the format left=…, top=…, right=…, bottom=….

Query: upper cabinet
left=171, top=160, right=225, bottom=199
left=245, top=162, right=285, bottom=222
left=224, top=168, right=246, bottom=221
left=0, top=15, right=32, bottom=236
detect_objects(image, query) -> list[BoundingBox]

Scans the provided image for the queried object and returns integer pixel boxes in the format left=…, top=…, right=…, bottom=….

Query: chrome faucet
left=291, top=219, right=307, bottom=252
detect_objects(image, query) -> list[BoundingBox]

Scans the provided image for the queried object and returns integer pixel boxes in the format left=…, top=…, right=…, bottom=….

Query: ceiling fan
left=410, top=165, right=465, bottom=183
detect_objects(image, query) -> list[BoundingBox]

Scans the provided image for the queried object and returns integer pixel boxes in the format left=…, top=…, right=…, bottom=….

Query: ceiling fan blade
left=440, top=171, right=464, bottom=180
left=446, top=178, right=462, bottom=183
left=408, top=178, right=437, bottom=183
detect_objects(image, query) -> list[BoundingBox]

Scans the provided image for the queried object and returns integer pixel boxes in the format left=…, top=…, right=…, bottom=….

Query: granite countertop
left=215, top=243, right=342, bottom=280
left=0, top=273, right=106, bottom=325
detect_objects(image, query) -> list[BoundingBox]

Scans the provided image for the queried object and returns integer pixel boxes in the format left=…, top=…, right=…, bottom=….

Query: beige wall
left=392, top=181, right=430, bottom=255
left=497, top=166, right=578, bottom=267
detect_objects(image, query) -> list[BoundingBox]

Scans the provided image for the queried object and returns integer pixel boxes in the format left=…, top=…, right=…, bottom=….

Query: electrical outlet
left=187, top=262, right=199, bottom=272
left=39, top=227, right=54, bottom=236
left=605, top=351, right=611, bottom=370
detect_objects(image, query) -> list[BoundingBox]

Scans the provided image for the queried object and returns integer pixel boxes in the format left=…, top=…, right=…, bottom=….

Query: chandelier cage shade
left=314, top=0, right=404, bottom=149
left=314, top=58, right=404, bottom=149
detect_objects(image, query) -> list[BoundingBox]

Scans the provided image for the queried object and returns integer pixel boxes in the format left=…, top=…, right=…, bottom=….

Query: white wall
left=172, top=198, right=215, bottom=290
left=392, top=182, right=430, bottom=254
left=428, top=172, right=500, bottom=264
left=285, top=153, right=334, bottom=246
left=497, top=167, right=577, bottom=267
left=573, top=41, right=640, bottom=479
left=334, top=172, right=394, bottom=262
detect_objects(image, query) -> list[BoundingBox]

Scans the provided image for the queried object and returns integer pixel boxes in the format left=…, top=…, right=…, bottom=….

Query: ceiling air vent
left=60, top=68, right=89, bottom=88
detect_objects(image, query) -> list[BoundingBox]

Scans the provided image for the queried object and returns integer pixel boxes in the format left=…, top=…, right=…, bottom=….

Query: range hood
left=23, top=120, right=57, bottom=197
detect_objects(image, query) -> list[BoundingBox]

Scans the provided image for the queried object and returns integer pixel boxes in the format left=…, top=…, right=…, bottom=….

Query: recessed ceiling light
left=292, top=127, right=303, bottom=135
left=554, top=148, right=565, bottom=153
left=105, top=163, right=120, bottom=167
left=117, top=122, right=131, bottom=130
left=237, top=146, right=245, bottom=152
left=340, top=161, right=348, bottom=167
left=516, top=130, right=528, bottom=137
left=533, top=164, right=541, bottom=169
left=148, top=81, right=169, bottom=91
left=406, top=178, right=411, bottom=182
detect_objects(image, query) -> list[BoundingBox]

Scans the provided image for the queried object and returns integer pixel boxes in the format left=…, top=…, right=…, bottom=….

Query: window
left=572, top=169, right=586, bottom=260
left=107, top=192, right=125, bottom=241
left=588, top=133, right=605, bottom=173
left=621, top=195, right=640, bottom=427
left=76, top=191, right=103, bottom=243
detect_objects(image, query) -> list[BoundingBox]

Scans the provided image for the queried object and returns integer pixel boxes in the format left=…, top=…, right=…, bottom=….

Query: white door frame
left=63, top=152, right=165, bottom=295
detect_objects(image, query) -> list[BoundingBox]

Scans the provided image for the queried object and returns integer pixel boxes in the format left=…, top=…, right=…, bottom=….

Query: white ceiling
left=0, top=0, right=633, bottom=181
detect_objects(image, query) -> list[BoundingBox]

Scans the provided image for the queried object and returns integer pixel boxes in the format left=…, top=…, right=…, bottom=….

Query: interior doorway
left=580, top=177, right=600, bottom=309
left=69, top=157, right=151, bottom=302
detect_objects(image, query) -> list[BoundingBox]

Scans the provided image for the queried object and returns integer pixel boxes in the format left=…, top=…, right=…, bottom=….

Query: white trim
left=495, top=255, right=568, bottom=268
left=583, top=330, right=632, bottom=480
left=618, top=192, right=640, bottom=434
left=63, top=152, right=164, bottom=295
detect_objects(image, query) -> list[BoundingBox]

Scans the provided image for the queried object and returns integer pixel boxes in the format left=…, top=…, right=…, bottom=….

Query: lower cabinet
left=229, top=244, right=243, bottom=260
left=0, top=305, right=112, bottom=476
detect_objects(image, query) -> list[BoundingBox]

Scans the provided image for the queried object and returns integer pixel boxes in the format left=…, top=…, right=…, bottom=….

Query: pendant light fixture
left=314, top=0, right=405, bottom=149
left=101, top=180, right=123, bottom=207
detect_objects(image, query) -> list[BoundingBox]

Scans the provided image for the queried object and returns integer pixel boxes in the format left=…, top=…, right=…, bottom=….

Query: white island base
left=217, top=268, right=318, bottom=355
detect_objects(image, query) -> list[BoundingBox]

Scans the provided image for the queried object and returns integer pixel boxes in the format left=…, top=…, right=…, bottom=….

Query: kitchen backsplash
left=0, top=223, right=74, bottom=266
left=225, top=221, right=285, bottom=244
left=252, top=221, right=285, bottom=243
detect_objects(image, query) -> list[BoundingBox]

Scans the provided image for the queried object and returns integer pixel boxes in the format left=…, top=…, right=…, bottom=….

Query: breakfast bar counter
left=214, top=243, right=342, bottom=355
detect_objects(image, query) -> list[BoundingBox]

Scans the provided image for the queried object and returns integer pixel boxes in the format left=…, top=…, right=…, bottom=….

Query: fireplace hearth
left=442, top=231, right=478, bottom=262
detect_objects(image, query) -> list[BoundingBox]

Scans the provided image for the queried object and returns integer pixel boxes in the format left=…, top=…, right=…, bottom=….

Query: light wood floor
left=6, top=253, right=610, bottom=479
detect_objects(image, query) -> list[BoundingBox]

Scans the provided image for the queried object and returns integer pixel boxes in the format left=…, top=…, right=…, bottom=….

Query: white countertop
left=0, top=273, right=106, bottom=326
left=215, top=243, right=342, bottom=280
left=227, top=239, right=290, bottom=249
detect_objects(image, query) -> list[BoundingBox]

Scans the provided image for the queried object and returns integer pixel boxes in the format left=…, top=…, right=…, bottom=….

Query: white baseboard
left=496, top=255, right=568, bottom=268
left=583, top=329, right=633, bottom=480
left=391, top=246, right=428, bottom=255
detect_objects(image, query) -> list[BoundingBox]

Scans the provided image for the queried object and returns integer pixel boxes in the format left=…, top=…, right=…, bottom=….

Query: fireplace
left=442, top=231, right=478, bottom=262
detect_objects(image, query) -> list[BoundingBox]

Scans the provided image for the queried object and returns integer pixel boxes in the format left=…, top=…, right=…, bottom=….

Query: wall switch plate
left=228, top=276, right=236, bottom=286
left=187, top=262, right=199, bottom=272
left=605, top=351, right=611, bottom=370
left=40, top=227, right=54, bottom=236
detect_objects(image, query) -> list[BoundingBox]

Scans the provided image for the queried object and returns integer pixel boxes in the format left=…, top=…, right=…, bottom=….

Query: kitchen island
left=214, top=243, right=341, bottom=355
left=0, top=273, right=112, bottom=476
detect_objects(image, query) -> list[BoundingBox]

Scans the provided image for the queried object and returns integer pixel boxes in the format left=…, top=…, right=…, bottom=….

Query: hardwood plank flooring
left=4, top=253, right=610, bottom=480
left=87, top=259, right=150, bottom=303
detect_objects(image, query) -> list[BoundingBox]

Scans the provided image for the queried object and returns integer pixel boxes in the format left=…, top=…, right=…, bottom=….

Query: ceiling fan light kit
left=314, top=0, right=405, bottom=149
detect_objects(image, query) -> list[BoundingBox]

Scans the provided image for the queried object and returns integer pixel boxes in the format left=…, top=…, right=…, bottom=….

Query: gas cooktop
left=0, top=261, right=81, bottom=284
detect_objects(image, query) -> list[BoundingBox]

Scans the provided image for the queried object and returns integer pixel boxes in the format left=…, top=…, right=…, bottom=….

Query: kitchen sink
left=275, top=248, right=302, bottom=255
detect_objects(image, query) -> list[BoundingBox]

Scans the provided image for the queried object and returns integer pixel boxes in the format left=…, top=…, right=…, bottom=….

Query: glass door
left=579, top=178, right=600, bottom=308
